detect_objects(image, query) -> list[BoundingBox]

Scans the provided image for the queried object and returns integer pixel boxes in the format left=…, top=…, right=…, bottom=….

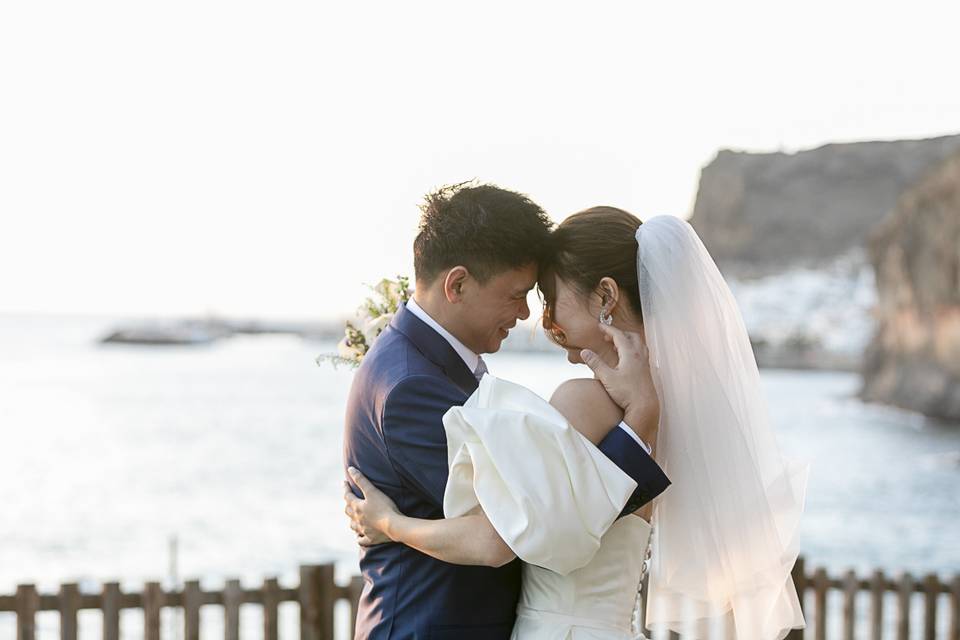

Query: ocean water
left=1, top=313, right=958, bottom=638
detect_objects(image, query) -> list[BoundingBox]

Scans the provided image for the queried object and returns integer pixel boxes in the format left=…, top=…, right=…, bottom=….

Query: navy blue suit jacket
left=343, top=302, right=670, bottom=639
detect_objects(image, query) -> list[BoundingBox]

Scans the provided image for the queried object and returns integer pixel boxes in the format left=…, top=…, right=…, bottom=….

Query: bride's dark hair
left=538, top=206, right=644, bottom=322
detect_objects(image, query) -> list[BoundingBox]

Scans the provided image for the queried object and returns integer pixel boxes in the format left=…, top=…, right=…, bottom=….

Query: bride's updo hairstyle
left=539, top=206, right=644, bottom=322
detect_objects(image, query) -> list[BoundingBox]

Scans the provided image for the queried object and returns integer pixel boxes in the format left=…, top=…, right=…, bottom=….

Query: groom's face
left=455, top=262, right=538, bottom=354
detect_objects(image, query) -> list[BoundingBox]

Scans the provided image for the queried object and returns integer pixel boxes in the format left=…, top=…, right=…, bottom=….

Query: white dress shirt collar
left=405, top=297, right=481, bottom=374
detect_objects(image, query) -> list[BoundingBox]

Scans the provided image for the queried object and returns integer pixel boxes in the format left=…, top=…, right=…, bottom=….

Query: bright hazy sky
left=2, top=1, right=958, bottom=319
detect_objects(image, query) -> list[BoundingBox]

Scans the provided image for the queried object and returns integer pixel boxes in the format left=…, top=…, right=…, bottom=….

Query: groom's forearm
left=597, top=425, right=671, bottom=517
left=385, top=510, right=516, bottom=568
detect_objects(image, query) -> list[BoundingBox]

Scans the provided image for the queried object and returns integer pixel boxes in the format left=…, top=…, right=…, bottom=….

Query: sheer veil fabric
left=637, top=216, right=808, bottom=640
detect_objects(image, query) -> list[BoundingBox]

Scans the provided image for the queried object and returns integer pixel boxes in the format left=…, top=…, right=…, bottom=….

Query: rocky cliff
left=689, top=135, right=960, bottom=274
left=860, top=151, right=960, bottom=421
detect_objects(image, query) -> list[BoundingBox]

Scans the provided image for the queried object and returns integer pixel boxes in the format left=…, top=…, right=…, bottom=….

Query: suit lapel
left=390, top=302, right=479, bottom=395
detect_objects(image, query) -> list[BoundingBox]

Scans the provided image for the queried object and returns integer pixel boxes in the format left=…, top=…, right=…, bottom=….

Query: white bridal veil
left=637, top=216, right=808, bottom=640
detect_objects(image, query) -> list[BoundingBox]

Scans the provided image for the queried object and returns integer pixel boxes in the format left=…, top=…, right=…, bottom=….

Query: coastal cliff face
left=861, top=151, right=960, bottom=421
left=689, top=135, right=960, bottom=274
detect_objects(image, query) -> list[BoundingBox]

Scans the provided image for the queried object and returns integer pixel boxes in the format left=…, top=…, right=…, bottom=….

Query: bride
left=345, top=210, right=807, bottom=639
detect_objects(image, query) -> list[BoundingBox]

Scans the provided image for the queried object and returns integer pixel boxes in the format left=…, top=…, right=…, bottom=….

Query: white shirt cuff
left=618, top=421, right=652, bottom=455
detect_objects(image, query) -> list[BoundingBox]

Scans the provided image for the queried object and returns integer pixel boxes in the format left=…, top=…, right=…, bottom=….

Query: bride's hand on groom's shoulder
left=580, top=324, right=660, bottom=445
left=344, top=467, right=398, bottom=546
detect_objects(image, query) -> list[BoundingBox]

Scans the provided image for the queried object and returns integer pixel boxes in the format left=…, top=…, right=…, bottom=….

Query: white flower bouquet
left=316, top=275, right=413, bottom=368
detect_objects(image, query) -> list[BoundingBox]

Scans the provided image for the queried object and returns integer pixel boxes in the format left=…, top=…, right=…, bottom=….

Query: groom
left=342, top=182, right=669, bottom=639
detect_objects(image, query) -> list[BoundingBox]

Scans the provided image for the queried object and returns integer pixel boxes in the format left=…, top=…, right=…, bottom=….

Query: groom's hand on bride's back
left=580, top=323, right=660, bottom=449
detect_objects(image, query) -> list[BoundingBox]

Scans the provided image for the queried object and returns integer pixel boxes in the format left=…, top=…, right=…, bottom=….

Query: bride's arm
left=549, top=379, right=658, bottom=520
left=344, top=468, right=516, bottom=567
left=549, top=378, right=627, bottom=445
left=551, top=377, right=659, bottom=452
left=384, top=506, right=515, bottom=567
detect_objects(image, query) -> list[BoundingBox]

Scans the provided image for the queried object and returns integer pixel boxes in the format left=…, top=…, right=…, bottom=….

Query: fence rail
left=2, top=557, right=959, bottom=639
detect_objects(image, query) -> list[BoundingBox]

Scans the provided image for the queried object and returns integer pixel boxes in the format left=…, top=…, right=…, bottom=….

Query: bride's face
left=545, top=277, right=619, bottom=367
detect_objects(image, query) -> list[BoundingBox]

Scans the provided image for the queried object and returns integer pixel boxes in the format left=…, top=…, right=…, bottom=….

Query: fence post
left=897, top=572, right=914, bottom=640
left=15, top=584, right=39, bottom=640
left=59, top=582, right=80, bottom=640
left=318, top=564, right=335, bottom=640
left=143, top=581, right=163, bottom=640
left=262, top=577, right=280, bottom=640
left=298, top=564, right=335, bottom=640
left=224, top=578, right=242, bottom=640
left=813, top=567, right=829, bottom=640
left=102, top=582, right=121, bottom=640
left=842, top=569, right=857, bottom=640
left=923, top=573, right=939, bottom=640
left=300, top=565, right=322, bottom=640
left=183, top=580, right=201, bottom=640
left=871, top=569, right=885, bottom=640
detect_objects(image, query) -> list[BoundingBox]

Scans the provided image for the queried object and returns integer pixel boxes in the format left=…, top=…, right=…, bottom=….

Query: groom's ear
left=442, top=266, right=470, bottom=303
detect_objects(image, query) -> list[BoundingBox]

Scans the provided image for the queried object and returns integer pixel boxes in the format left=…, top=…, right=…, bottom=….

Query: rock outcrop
left=689, top=135, right=960, bottom=274
left=861, top=151, right=960, bottom=421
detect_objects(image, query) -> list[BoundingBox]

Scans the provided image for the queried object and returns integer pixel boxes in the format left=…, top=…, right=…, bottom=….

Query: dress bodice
left=515, top=515, right=652, bottom=639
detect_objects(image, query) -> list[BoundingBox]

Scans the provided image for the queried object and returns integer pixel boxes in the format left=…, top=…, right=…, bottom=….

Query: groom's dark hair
left=413, top=181, right=554, bottom=284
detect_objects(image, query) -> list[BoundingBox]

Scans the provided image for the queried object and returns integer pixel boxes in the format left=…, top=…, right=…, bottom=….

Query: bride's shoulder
left=549, top=378, right=618, bottom=409
left=549, top=378, right=624, bottom=445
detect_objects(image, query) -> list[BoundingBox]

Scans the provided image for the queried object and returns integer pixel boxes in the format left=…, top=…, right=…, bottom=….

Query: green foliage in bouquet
left=316, top=275, right=413, bottom=369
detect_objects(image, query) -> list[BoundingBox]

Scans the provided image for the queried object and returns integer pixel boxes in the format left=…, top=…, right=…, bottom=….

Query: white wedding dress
left=439, top=217, right=807, bottom=640
left=443, top=374, right=653, bottom=640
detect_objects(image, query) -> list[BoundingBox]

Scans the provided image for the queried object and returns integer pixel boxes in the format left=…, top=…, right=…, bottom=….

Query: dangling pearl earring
left=599, top=308, right=613, bottom=326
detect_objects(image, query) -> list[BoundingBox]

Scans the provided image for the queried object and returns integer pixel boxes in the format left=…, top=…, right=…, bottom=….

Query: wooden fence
left=0, top=565, right=361, bottom=640
left=2, top=557, right=959, bottom=639
left=782, top=558, right=960, bottom=640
